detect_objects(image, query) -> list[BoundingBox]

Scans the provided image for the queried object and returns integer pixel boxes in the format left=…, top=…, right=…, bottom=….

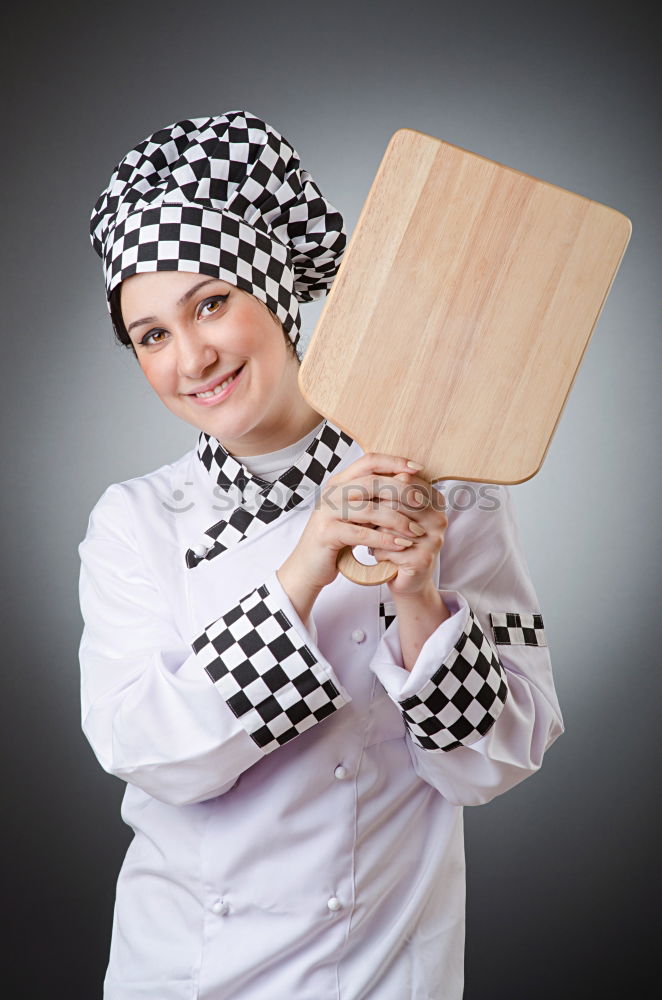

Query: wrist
left=393, top=585, right=451, bottom=633
left=392, top=581, right=445, bottom=610
left=391, top=586, right=451, bottom=672
left=277, top=556, right=322, bottom=625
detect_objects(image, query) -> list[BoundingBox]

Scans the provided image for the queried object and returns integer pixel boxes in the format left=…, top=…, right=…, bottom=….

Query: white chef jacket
left=78, top=418, right=564, bottom=1000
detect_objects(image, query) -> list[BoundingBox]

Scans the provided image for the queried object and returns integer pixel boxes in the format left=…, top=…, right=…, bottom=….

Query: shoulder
left=431, top=478, right=517, bottom=550
left=432, top=479, right=512, bottom=527
left=84, top=445, right=198, bottom=542
left=433, top=479, right=510, bottom=518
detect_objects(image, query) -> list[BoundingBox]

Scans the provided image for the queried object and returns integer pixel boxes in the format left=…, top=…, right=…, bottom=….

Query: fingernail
left=394, top=537, right=414, bottom=547
left=403, top=567, right=417, bottom=575
left=409, top=521, right=426, bottom=536
left=407, top=461, right=424, bottom=470
left=412, top=489, right=425, bottom=505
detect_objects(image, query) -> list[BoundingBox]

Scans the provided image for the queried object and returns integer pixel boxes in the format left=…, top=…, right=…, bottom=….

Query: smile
left=187, top=365, right=246, bottom=406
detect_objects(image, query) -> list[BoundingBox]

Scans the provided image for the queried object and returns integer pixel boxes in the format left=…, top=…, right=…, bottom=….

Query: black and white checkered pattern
left=89, top=110, right=346, bottom=346
left=192, top=583, right=348, bottom=751
left=186, top=420, right=354, bottom=568
left=399, top=609, right=508, bottom=752
left=103, top=204, right=301, bottom=341
left=489, top=612, right=547, bottom=646
left=379, top=602, right=397, bottom=635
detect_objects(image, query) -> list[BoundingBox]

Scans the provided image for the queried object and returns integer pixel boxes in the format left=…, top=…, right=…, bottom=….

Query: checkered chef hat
left=89, top=109, right=347, bottom=350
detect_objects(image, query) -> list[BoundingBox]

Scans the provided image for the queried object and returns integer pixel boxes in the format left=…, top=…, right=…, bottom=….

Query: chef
left=79, top=108, right=564, bottom=999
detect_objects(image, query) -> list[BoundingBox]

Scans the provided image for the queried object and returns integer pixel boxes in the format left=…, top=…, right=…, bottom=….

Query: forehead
left=120, top=271, right=237, bottom=312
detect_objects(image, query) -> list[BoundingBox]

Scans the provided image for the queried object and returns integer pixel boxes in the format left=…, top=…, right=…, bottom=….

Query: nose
left=176, top=329, right=218, bottom=380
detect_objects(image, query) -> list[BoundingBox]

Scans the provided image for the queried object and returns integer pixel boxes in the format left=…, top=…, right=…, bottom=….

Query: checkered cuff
left=399, top=608, right=508, bottom=752
left=192, top=583, right=349, bottom=752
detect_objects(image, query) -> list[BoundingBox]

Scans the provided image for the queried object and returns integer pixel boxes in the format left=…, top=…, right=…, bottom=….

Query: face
left=120, top=270, right=321, bottom=455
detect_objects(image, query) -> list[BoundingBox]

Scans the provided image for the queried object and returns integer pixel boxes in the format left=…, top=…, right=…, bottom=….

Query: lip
left=186, top=366, right=244, bottom=395
left=185, top=364, right=246, bottom=407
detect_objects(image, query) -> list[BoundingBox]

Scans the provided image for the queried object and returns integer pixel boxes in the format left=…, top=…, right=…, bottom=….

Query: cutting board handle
left=336, top=547, right=399, bottom=586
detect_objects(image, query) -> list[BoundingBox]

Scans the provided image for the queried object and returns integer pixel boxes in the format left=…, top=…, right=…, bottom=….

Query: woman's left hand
left=367, top=472, right=448, bottom=597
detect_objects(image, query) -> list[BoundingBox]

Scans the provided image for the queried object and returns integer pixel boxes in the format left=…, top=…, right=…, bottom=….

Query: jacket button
left=191, top=542, right=210, bottom=558
left=351, top=629, right=365, bottom=643
left=334, top=764, right=348, bottom=780
left=211, top=899, right=230, bottom=916
left=327, top=896, right=342, bottom=912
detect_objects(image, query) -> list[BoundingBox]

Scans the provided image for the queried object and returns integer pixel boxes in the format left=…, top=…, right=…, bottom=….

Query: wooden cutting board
left=298, top=128, right=631, bottom=584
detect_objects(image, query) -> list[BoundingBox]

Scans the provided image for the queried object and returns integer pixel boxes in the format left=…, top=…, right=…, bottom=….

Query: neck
left=220, top=390, right=324, bottom=458
left=208, top=348, right=326, bottom=456
left=234, top=405, right=325, bottom=457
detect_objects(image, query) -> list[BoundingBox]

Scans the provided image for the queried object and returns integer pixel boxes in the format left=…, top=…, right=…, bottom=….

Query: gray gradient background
left=1, top=2, right=658, bottom=997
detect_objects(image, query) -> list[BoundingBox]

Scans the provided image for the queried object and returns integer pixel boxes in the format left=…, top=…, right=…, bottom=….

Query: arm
left=369, top=483, right=564, bottom=806
left=78, top=484, right=351, bottom=808
left=392, top=584, right=451, bottom=670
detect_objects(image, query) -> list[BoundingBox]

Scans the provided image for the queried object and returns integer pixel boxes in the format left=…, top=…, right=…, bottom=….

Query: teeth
left=195, top=368, right=241, bottom=397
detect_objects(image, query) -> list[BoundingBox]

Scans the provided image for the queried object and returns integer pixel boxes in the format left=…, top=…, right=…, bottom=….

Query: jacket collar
left=187, top=419, right=354, bottom=567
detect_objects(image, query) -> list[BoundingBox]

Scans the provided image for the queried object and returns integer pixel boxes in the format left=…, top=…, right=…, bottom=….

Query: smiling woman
left=117, top=269, right=319, bottom=454
left=78, top=109, right=563, bottom=1000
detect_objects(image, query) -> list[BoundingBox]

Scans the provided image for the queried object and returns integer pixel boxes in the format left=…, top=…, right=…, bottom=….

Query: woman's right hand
left=276, top=452, right=426, bottom=619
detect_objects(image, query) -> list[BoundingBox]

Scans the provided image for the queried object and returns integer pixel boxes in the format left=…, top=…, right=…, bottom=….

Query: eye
left=139, top=328, right=167, bottom=347
left=136, top=293, right=230, bottom=348
left=198, top=294, right=230, bottom=319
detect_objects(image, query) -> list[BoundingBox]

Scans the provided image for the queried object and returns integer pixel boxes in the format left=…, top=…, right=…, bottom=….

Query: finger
left=341, top=499, right=428, bottom=539
left=393, top=478, right=447, bottom=515
left=368, top=545, right=412, bottom=566
left=339, top=474, right=431, bottom=510
left=329, top=452, right=424, bottom=488
left=321, top=476, right=444, bottom=534
left=333, top=521, right=419, bottom=555
left=395, top=479, right=448, bottom=521
left=376, top=497, right=441, bottom=533
left=363, top=497, right=445, bottom=549
left=370, top=513, right=445, bottom=567
left=370, top=549, right=431, bottom=583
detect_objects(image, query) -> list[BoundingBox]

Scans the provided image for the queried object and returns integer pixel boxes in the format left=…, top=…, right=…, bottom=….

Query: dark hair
left=109, top=282, right=299, bottom=362
left=109, top=284, right=131, bottom=348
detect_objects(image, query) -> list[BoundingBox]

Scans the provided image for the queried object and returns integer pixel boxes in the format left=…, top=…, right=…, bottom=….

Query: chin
left=198, top=410, right=258, bottom=446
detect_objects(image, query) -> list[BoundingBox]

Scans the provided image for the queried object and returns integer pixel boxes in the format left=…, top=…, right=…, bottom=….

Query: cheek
left=139, top=357, right=173, bottom=396
left=230, top=296, right=281, bottom=349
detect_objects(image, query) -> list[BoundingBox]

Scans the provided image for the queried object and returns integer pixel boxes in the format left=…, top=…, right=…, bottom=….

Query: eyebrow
left=125, top=278, right=222, bottom=334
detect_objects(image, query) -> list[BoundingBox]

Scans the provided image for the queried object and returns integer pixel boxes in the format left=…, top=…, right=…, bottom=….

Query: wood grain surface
left=299, top=128, right=631, bottom=486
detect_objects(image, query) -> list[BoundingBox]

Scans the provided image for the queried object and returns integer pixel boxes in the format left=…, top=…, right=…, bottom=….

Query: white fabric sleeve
left=368, top=484, right=564, bottom=806
left=78, top=485, right=350, bottom=808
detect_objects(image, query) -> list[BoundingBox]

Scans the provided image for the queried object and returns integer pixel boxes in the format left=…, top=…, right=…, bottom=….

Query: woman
left=79, top=109, right=564, bottom=999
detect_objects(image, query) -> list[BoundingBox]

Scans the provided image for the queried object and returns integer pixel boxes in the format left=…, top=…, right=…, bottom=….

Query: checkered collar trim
left=186, top=420, right=354, bottom=568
